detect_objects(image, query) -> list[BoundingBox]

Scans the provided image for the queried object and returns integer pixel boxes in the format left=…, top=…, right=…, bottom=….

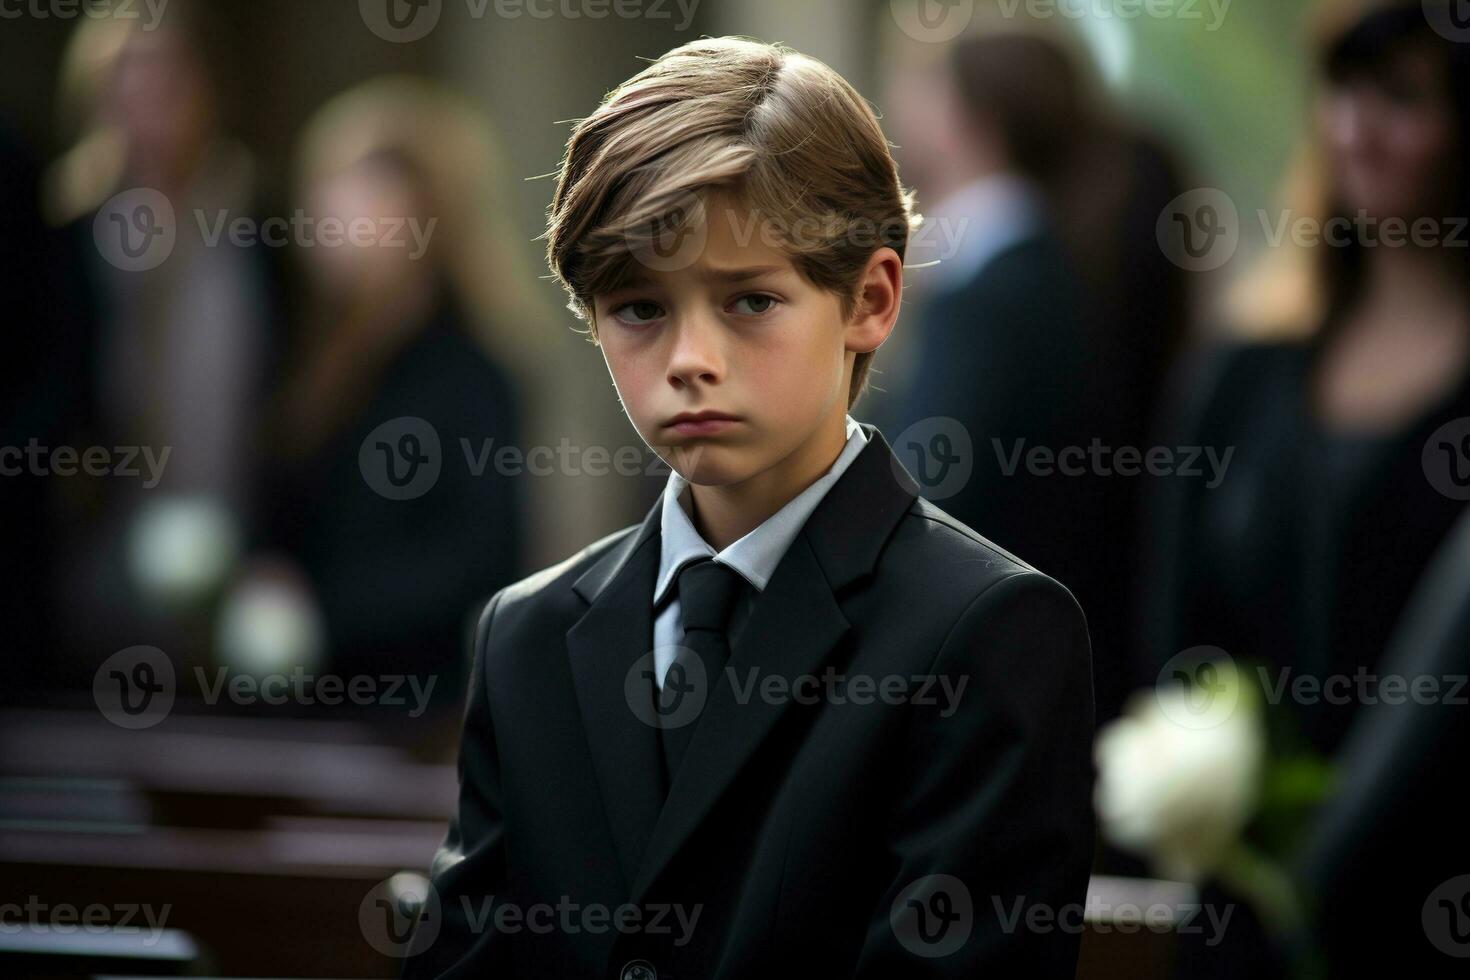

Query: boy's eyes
left=731, top=294, right=777, bottom=316
left=608, top=293, right=781, bottom=326
left=615, top=300, right=664, bottom=325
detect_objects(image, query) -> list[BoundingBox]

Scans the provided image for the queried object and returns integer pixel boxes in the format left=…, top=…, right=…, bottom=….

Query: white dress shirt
left=650, top=414, right=870, bottom=688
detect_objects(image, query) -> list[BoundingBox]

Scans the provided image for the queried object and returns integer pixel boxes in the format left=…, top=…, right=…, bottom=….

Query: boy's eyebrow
left=613, top=264, right=789, bottom=293
left=695, top=264, right=788, bottom=283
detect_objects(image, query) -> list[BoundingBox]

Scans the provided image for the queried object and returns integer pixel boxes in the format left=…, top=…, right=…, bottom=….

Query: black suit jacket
left=403, top=424, right=1095, bottom=979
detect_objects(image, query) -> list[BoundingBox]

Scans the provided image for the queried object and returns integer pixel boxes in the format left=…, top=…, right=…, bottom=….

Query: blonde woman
left=235, top=78, right=530, bottom=721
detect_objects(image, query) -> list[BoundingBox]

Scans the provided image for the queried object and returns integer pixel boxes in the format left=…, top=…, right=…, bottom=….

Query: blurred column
left=441, top=5, right=718, bottom=566
left=710, top=0, right=871, bottom=88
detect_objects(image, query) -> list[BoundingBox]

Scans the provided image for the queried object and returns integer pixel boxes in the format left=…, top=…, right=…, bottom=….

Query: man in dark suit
left=404, top=35, right=1095, bottom=980
left=876, top=29, right=1144, bottom=728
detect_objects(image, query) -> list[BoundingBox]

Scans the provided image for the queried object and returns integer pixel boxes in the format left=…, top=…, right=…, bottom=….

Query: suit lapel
left=628, top=424, right=921, bottom=905
left=566, top=498, right=666, bottom=892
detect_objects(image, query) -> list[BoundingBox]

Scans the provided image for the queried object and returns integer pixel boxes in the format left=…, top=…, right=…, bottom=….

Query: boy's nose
left=665, top=315, right=725, bottom=388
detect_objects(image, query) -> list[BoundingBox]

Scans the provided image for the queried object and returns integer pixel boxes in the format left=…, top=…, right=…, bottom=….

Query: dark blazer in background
left=1300, top=504, right=1470, bottom=977
left=1138, top=339, right=1470, bottom=979
left=1139, top=340, right=1470, bottom=755
left=402, top=424, right=1095, bottom=978
left=881, top=232, right=1123, bottom=720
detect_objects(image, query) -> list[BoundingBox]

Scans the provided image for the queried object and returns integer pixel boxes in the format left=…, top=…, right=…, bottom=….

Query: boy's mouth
left=663, top=410, right=743, bottom=437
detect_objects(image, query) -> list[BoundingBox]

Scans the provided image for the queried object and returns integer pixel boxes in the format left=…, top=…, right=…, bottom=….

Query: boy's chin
left=656, top=444, right=756, bottom=488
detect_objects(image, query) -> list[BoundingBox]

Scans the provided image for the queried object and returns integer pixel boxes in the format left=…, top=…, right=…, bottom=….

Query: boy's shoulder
left=878, top=494, right=1083, bottom=627
left=898, top=494, right=1038, bottom=576
left=488, top=521, right=640, bottom=617
left=470, top=520, right=648, bottom=661
left=480, top=490, right=1075, bottom=647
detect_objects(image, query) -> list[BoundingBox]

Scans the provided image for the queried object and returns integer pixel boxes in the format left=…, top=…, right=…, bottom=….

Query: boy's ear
left=844, top=246, right=903, bottom=354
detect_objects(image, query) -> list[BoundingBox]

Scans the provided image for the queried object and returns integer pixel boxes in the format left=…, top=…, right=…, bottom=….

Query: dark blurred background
left=4, top=0, right=1470, bottom=976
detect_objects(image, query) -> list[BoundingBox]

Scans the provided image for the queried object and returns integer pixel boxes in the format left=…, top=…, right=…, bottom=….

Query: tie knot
left=676, top=559, right=745, bottom=633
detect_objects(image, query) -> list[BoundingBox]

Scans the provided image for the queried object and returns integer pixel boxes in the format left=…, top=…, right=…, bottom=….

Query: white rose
left=1094, top=659, right=1265, bottom=883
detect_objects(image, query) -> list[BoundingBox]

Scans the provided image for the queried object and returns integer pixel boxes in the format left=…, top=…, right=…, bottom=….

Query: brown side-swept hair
left=542, top=36, right=921, bottom=408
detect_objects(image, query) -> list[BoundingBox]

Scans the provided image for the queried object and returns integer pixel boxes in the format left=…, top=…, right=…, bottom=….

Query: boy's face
left=593, top=191, right=870, bottom=489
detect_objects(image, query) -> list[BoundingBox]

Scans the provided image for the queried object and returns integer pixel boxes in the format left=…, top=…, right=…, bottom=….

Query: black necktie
left=658, top=558, right=745, bottom=792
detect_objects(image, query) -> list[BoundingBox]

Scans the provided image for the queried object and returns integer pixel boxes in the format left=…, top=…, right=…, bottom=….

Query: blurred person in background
left=879, top=19, right=1189, bottom=727
left=41, top=4, right=286, bottom=690
left=1140, top=0, right=1470, bottom=973
left=1300, top=500, right=1470, bottom=978
left=233, top=77, right=528, bottom=726
left=1144, top=0, right=1470, bottom=766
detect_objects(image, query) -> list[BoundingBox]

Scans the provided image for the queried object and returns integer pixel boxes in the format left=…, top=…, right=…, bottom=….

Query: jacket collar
left=571, top=422, right=917, bottom=607
left=651, top=414, right=869, bottom=604
left=564, top=423, right=920, bottom=901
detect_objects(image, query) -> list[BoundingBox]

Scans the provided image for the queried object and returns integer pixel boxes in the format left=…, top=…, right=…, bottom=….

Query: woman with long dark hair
left=1145, top=0, right=1470, bottom=754
left=1141, top=1, right=1470, bottom=974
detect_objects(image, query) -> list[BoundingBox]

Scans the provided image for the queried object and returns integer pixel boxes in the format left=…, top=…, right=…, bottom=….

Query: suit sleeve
left=402, top=590, right=512, bottom=978
left=853, top=570, right=1096, bottom=978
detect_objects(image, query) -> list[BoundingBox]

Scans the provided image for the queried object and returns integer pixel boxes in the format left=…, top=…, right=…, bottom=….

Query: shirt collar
left=654, top=414, right=869, bottom=607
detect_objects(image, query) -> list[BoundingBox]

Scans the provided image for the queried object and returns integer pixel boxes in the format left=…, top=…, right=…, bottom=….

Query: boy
left=403, top=36, right=1094, bottom=979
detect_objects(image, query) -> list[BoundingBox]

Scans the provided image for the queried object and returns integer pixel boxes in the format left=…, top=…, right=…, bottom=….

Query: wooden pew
left=1, top=707, right=453, bottom=977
